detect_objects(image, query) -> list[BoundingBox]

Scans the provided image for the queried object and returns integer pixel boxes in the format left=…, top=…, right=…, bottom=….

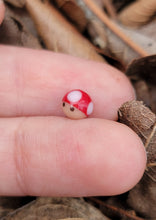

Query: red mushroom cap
left=62, top=89, right=93, bottom=116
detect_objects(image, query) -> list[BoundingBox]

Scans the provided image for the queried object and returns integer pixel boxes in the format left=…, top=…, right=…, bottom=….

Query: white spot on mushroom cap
left=67, top=90, right=82, bottom=103
left=87, top=102, right=93, bottom=115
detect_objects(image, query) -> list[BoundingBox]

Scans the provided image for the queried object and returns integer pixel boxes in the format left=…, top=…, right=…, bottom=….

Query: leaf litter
left=0, top=0, right=156, bottom=219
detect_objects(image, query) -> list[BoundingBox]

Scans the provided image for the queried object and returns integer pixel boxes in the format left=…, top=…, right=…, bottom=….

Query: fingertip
left=76, top=119, right=146, bottom=196
left=95, top=63, right=136, bottom=120
left=109, top=122, right=146, bottom=194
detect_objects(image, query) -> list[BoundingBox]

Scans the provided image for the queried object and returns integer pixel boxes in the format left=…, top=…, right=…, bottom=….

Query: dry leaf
left=118, top=100, right=156, bottom=163
left=133, top=80, right=151, bottom=108
left=0, top=197, right=34, bottom=219
left=126, top=55, right=156, bottom=84
left=75, top=0, right=152, bottom=65
left=127, top=172, right=156, bottom=219
left=59, top=219, right=86, bottom=220
left=0, top=5, right=42, bottom=48
left=105, top=22, right=156, bottom=65
left=25, top=0, right=105, bottom=62
left=118, top=0, right=156, bottom=28
left=126, top=55, right=156, bottom=113
left=54, top=0, right=87, bottom=32
left=87, top=19, right=108, bottom=49
left=4, top=0, right=26, bottom=8
left=5, top=4, right=40, bottom=38
left=150, top=84, right=156, bottom=114
left=89, top=197, right=145, bottom=220
left=100, top=0, right=117, bottom=19
left=138, top=18, right=156, bottom=40
left=112, top=0, right=135, bottom=12
left=3, top=197, right=110, bottom=220
left=118, top=100, right=156, bottom=219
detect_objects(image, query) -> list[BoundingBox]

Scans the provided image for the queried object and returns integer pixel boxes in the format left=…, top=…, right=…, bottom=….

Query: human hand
left=0, top=2, right=146, bottom=197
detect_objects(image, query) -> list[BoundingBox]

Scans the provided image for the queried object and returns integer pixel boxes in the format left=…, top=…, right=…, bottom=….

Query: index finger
left=0, top=46, right=135, bottom=119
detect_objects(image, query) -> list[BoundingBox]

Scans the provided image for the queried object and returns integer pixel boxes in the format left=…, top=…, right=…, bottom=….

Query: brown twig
left=89, top=198, right=146, bottom=220
left=147, top=162, right=156, bottom=168
left=83, top=0, right=149, bottom=57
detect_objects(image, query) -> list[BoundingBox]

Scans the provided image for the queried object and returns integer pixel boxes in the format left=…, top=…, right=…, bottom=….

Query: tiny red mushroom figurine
left=62, top=89, right=93, bottom=119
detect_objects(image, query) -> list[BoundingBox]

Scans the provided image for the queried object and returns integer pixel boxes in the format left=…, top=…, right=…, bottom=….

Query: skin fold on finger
left=0, top=116, right=146, bottom=196
left=0, top=45, right=135, bottom=120
left=0, top=0, right=5, bottom=24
